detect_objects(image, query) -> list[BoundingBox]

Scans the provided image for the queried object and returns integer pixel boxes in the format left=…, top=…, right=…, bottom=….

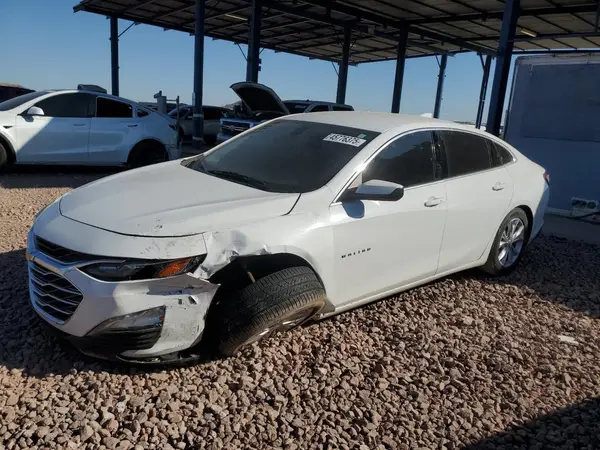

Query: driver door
left=15, top=92, right=94, bottom=163
left=330, top=130, right=448, bottom=307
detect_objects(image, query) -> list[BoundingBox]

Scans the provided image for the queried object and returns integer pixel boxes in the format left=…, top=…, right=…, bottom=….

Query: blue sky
left=1, top=0, right=512, bottom=121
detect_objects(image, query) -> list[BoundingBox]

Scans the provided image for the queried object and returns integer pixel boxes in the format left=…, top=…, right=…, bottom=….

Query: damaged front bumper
left=26, top=230, right=219, bottom=362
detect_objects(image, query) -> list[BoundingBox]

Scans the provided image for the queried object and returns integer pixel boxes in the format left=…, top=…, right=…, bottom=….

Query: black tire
left=127, top=141, right=168, bottom=168
left=211, top=266, right=326, bottom=356
left=203, top=135, right=217, bottom=146
left=482, top=208, right=529, bottom=276
left=0, top=142, right=8, bottom=169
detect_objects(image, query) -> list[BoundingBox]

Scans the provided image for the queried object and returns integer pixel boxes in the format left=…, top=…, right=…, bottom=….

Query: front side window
left=96, top=97, right=133, bottom=118
left=34, top=93, right=94, bottom=118
left=438, top=130, right=492, bottom=178
left=361, top=131, right=436, bottom=188
left=333, top=105, right=353, bottom=111
left=309, top=104, right=330, bottom=112
left=182, top=119, right=380, bottom=193
left=283, top=102, right=309, bottom=114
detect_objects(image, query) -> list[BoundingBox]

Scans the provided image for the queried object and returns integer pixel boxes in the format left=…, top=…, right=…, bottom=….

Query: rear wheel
left=127, top=141, right=168, bottom=168
left=210, top=266, right=326, bottom=356
left=0, top=143, right=7, bottom=170
left=482, top=208, right=529, bottom=276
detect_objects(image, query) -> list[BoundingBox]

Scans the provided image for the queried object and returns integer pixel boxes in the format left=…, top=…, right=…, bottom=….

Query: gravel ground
left=1, top=170, right=600, bottom=450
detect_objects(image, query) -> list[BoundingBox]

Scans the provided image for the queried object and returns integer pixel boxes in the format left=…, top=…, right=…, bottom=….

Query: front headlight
left=80, top=255, right=205, bottom=282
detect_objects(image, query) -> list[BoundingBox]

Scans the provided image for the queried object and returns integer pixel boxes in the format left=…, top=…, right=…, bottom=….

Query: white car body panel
left=27, top=112, right=550, bottom=360
left=15, top=115, right=91, bottom=164
left=0, top=90, right=179, bottom=166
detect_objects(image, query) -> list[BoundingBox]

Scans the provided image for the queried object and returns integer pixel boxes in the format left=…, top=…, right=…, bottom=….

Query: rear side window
left=96, top=97, right=133, bottom=118
left=362, top=131, right=435, bottom=188
left=490, top=141, right=514, bottom=166
left=438, top=130, right=492, bottom=177
left=35, top=93, right=95, bottom=118
left=203, top=107, right=224, bottom=121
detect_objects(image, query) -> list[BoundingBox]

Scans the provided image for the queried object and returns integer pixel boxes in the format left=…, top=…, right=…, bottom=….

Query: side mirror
left=25, top=106, right=45, bottom=116
left=341, top=179, right=404, bottom=202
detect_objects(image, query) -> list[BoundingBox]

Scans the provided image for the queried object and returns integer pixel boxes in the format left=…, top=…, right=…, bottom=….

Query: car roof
left=280, top=111, right=482, bottom=134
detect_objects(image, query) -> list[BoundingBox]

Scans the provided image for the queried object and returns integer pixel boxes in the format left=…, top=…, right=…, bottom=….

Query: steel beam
left=246, top=0, right=262, bottom=82
left=433, top=54, right=447, bottom=118
left=193, top=0, right=205, bottom=150
left=336, top=27, right=351, bottom=104
left=110, top=16, right=119, bottom=96
left=486, top=0, right=520, bottom=136
left=475, top=55, right=492, bottom=128
left=391, top=24, right=409, bottom=114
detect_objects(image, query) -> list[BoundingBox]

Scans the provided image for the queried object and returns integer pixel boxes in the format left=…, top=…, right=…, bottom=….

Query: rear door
left=15, top=92, right=93, bottom=164
left=88, top=96, right=142, bottom=164
left=435, top=130, right=514, bottom=272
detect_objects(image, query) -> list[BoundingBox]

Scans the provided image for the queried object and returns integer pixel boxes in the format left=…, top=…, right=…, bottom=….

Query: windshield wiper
left=205, top=169, right=267, bottom=189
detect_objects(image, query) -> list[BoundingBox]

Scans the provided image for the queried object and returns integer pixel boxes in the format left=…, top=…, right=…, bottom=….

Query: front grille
left=34, top=235, right=95, bottom=264
left=29, top=262, right=83, bottom=323
left=220, top=121, right=250, bottom=137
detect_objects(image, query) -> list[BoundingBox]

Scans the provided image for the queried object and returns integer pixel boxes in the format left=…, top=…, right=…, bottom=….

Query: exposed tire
left=203, top=135, right=217, bottom=146
left=127, top=141, right=168, bottom=168
left=481, top=208, right=529, bottom=276
left=0, top=142, right=8, bottom=169
left=211, top=266, right=326, bottom=357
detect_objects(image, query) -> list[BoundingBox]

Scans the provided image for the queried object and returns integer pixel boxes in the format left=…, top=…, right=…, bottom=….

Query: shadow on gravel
left=464, top=396, right=600, bottom=449
left=465, top=236, right=600, bottom=319
left=0, top=165, right=119, bottom=189
left=0, top=248, right=216, bottom=378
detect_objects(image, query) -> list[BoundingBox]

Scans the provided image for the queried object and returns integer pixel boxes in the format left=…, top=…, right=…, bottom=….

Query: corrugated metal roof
left=73, top=0, right=600, bottom=64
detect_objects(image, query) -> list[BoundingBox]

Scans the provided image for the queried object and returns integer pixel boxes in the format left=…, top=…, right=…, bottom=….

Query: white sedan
left=27, top=112, right=549, bottom=363
left=0, top=89, right=180, bottom=168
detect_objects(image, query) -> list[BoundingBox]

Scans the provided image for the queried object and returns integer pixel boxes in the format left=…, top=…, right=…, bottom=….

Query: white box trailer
left=504, top=54, right=600, bottom=220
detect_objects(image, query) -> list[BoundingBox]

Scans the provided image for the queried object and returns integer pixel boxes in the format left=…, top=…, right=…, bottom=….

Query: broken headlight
left=80, top=255, right=206, bottom=282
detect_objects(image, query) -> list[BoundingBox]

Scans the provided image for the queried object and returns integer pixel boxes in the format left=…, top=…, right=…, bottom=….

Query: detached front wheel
left=212, top=266, right=326, bottom=356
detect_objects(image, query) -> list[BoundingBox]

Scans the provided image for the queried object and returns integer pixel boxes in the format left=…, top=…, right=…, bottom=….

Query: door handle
left=492, top=182, right=507, bottom=191
left=127, top=124, right=138, bottom=128
left=73, top=123, right=86, bottom=126
left=424, top=196, right=444, bottom=207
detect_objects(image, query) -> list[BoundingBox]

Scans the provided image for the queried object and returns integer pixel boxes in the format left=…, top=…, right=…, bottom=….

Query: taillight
left=543, top=171, right=550, bottom=186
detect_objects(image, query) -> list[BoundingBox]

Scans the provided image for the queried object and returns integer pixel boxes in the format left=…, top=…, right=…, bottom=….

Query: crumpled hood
left=59, top=160, right=299, bottom=237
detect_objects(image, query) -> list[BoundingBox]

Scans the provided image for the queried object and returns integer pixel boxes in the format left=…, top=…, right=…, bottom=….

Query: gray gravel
left=1, top=170, right=600, bottom=449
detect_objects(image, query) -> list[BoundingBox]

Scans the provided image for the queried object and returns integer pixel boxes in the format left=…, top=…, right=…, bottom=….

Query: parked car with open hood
left=27, top=111, right=549, bottom=364
left=169, top=104, right=232, bottom=145
left=217, top=82, right=353, bottom=142
left=0, top=89, right=180, bottom=169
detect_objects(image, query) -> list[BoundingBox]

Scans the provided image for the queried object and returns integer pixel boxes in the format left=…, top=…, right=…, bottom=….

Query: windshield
left=0, top=91, right=48, bottom=111
left=182, top=119, right=379, bottom=193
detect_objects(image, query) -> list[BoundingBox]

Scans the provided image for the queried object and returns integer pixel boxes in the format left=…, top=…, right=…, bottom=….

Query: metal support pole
left=110, top=16, right=119, bottom=97
left=475, top=55, right=493, bottom=129
left=433, top=54, right=447, bottom=119
left=336, top=26, right=351, bottom=104
left=391, top=24, right=409, bottom=114
left=246, top=0, right=262, bottom=83
left=192, top=0, right=205, bottom=150
left=486, top=0, right=520, bottom=136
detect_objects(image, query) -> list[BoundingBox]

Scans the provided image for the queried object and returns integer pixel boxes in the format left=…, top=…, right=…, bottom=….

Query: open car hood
left=230, top=82, right=290, bottom=115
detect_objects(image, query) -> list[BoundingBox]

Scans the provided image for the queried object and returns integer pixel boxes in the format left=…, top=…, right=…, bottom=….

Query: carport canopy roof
left=74, top=0, right=600, bottom=64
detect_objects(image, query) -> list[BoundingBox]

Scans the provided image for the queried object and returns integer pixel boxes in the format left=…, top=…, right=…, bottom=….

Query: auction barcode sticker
left=323, top=133, right=367, bottom=147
